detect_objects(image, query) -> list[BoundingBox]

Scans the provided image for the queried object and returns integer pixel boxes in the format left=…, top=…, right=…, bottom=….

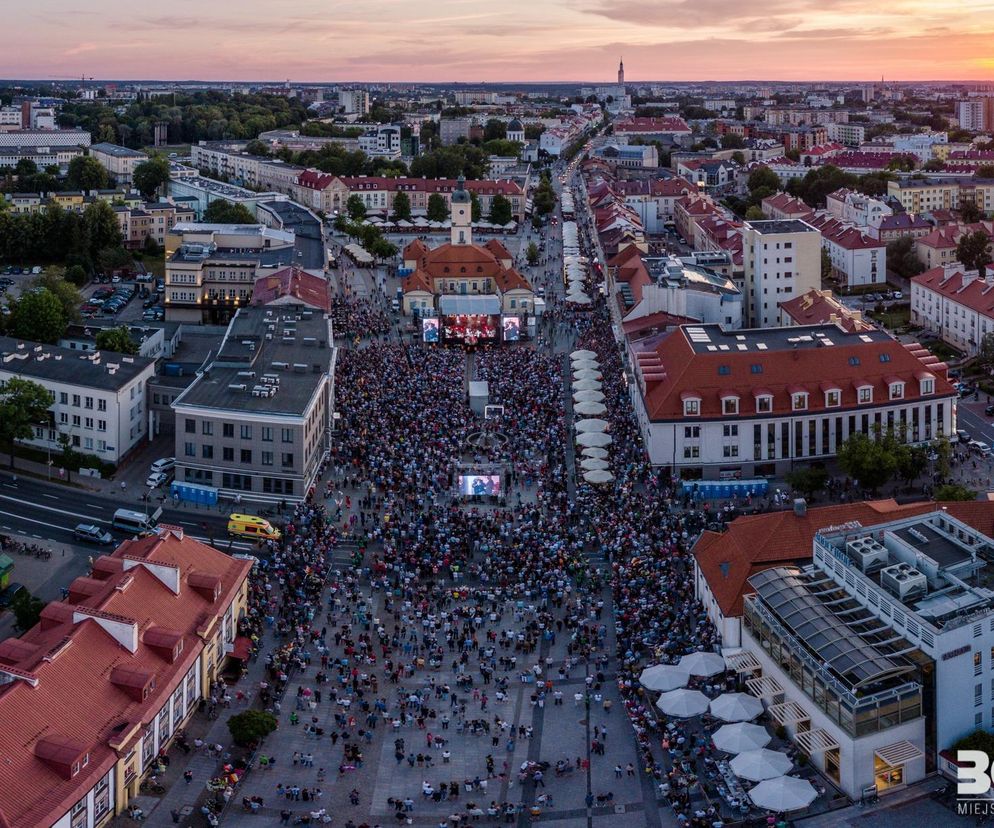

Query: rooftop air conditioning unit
left=846, top=537, right=889, bottom=574
left=880, top=563, right=928, bottom=602
left=227, top=383, right=247, bottom=392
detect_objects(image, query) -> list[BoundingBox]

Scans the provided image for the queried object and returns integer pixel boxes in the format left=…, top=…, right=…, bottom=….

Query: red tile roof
left=916, top=221, right=993, bottom=251
left=340, top=176, right=523, bottom=196
left=400, top=240, right=532, bottom=296
left=0, top=527, right=251, bottom=828
left=694, top=500, right=994, bottom=617
left=639, top=324, right=954, bottom=421
left=762, top=192, right=813, bottom=218
left=614, top=116, right=691, bottom=134
left=912, top=266, right=994, bottom=318
left=806, top=213, right=886, bottom=251
left=251, top=266, right=331, bottom=313
left=779, top=288, right=874, bottom=332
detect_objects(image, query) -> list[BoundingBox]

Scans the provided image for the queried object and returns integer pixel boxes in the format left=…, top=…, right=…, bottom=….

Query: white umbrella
left=581, top=446, right=609, bottom=459
left=730, top=749, right=793, bottom=782
left=574, top=418, right=609, bottom=432
left=503, top=221, right=516, bottom=229
left=571, top=349, right=597, bottom=359
left=748, top=776, right=818, bottom=812
left=710, top=692, right=764, bottom=723
left=573, top=390, right=605, bottom=403
left=566, top=294, right=592, bottom=305
left=573, top=369, right=602, bottom=381
left=572, top=359, right=601, bottom=371
left=572, top=379, right=602, bottom=392
left=583, top=469, right=615, bottom=485
left=712, top=723, right=772, bottom=755
left=656, top=688, right=710, bottom=718
left=679, top=651, right=727, bottom=678
left=640, top=664, right=690, bottom=693
left=580, top=457, right=610, bottom=471
left=576, top=432, right=613, bottom=448
left=574, top=401, right=607, bottom=416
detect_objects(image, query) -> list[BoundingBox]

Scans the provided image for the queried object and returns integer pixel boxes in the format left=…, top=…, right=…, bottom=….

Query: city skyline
left=4, top=0, right=994, bottom=83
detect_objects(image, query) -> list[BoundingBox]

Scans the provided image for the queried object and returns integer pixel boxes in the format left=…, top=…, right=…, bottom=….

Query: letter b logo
left=958, top=750, right=993, bottom=795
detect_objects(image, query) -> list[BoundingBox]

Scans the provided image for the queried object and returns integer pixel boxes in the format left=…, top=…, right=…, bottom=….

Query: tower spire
left=618, top=57, right=625, bottom=86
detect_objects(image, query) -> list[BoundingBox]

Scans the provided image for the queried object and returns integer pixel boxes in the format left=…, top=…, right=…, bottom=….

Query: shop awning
left=229, top=636, right=253, bottom=661
left=438, top=295, right=501, bottom=315
left=794, top=728, right=841, bottom=755
left=874, top=740, right=923, bottom=766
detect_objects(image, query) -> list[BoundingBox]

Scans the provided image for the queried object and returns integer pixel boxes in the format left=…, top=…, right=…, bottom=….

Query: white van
left=112, top=508, right=157, bottom=534
left=150, top=457, right=175, bottom=474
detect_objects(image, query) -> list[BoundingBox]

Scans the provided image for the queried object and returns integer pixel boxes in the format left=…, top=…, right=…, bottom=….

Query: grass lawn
left=868, top=306, right=911, bottom=330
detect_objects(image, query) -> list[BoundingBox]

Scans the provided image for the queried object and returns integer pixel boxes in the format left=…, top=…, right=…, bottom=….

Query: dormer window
left=858, top=386, right=873, bottom=403
left=791, top=393, right=808, bottom=411
left=920, top=377, right=934, bottom=395
left=825, top=390, right=840, bottom=407
left=889, top=382, right=904, bottom=400
left=684, top=398, right=700, bottom=416
left=756, top=395, right=772, bottom=413
left=722, top=397, right=739, bottom=415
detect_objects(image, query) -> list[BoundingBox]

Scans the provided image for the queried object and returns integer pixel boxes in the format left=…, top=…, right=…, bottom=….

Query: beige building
left=742, top=219, right=822, bottom=328
left=88, top=143, right=148, bottom=187
left=164, top=224, right=296, bottom=323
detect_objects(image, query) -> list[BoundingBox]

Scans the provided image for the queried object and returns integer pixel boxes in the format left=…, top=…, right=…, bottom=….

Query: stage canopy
left=438, top=295, right=501, bottom=315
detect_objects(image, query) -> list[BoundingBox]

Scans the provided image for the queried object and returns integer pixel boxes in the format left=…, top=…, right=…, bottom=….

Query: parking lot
left=80, top=274, right=164, bottom=323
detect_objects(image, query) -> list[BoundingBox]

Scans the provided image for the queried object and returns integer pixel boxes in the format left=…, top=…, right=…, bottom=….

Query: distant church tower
left=618, top=58, right=625, bottom=86
left=450, top=175, right=472, bottom=246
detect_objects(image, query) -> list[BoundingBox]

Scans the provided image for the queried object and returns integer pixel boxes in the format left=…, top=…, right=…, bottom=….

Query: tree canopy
left=0, top=378, right=53, bottom=470
left=132, top=155, right=171, bottom=199
left=227, top=710, right=278, bottom=747
left=488, top=194, right=513, bottom=226
left=957, top=230, right=993, bottom=276
left=95, top=326, right=138, bottom=354
left=9, top=288, right=68, bottom=343
left=392, top=191, right=412, bottom=222
left=886, top=237, right=926, bottom=280
left=426, top=193, right=448, bottom=222
left=66, top=156, right=109, bottom=191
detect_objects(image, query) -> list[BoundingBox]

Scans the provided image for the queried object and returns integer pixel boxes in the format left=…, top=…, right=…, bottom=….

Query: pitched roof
left=614, top=116, right=691, bottom=134
left=694, top=500, right=971, bottom=617
left=762, top=192, right=812, bottom=217
left=912, top=266, right=994, bottom=318
left=251, top=265, right=331, bottom=313
left=779, top=288, right=874, bottom=332
left=0, top=527, right=250, bottom=828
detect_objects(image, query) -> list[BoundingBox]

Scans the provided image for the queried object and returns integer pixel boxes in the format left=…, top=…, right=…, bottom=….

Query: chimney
left=793, top=498, right=807, bottom=517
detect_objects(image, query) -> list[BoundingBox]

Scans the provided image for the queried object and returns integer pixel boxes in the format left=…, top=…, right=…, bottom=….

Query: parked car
left=73, top=523, right=114, bottom=545
left=957, top=429, right=970, bottom=443
left=146, top=471, right=171, bottom=489
left=0, top=582, right=25, bottom=609
left=969, top=440, right=991, bottom=455
left=986, top=404, right=994, bottom=417
left=150, top=457, right=175, bottom=474
left=893, top=291, right=903, bottom=300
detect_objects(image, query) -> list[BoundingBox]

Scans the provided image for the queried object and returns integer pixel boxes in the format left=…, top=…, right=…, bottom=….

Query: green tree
left=66, top=156, right=109, bottom=191
left=57, top=432, right=83, bottom=483
left=731, top=150, right=746, bottom=166
left=744, top=205, right=765, bottom=221
left=203, top=200, right=256, bottom=224
left=132, top=155, right=170, bottom=199
left=960, top=201, right=983, bottom=224
left=82, top=201, right=123, bottom=259
left=955, top=730, right=994, bottom=756
left=14, top=158, right=38, bottom=178
left=935, top=483, right=977, bottom=501
left=470, top=191, right=482, bottom=223
left=887, top=236, right=926, bottom=280
left=957, top=230, right=993, bottom=276
left=391, top=191, right=411, bottom=222
left=488, top=194, right=512, bottom=226
left=483, top=119, right=507, bottom=141
left=96, top=326, right=138, bottom=354
left=0, top=378, right=53, bottom=470
left=785, top=465, right=828, bottom=500
left=244, top=139, right=271, bottom=156
left=837, top=431, right=897, bottom=492
left=65, top=264, right=88, bottom=286
left=9, top=289, right=67, bottom=343
left=426, top=193, right=448, bottom=222
left=525, top=242, right=540, bottom=266
left=33, top=272, right=82, bottom=323
left=370, top=237, right=398, bottom=261
left=747, top=166, right=780, bottom=194
left=923, top=159, right=945, bottom=172
left=346, top=194, right=366, bottom=221
left=227, top=709, right=278, bottom=747
left=720, top=133, right=746, bottom=149
left=10, top=589, right=44, bottom=632
left=977, top=164, right=994, bottom=179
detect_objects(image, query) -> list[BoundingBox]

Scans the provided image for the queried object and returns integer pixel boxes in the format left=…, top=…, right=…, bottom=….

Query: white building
left=825, top=189, right=893, bottom=228
left=742, top=219, right=822, bottom=328
left=826, top=122, right=867, bottom=147
left=627, top=322, right=956, bottom=474
left=957, top=100, right=986, bottom=131
left=0, top=337, right=155, bottom=465
left=910, top=266, right=994, bottom=356
left=357, top=124, right=402, bottom=159
left=0, top=129, right=91, bottom=148
left=806, top=213, right=888, bottom=289
left=338, top=89, right=370, bottom=115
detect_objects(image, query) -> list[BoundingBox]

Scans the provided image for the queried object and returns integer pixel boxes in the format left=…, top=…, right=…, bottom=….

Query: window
left=683, top=399, right=700, bottom=416
left=59, top=392, right=68, bottom=405
left=722, top=397, right=739, bottom=415
left=94, top=774, right=111, bottom=819
left=723, top=445, right=739, bottom=457
left=184, top=442, right=195, bottom=457
left=826, top=390, right=840, bottom=407
left=262, top=426, right=273, bottom=442
left=978, top=683, right=984, bottom=706
left=281, top=428, right=294, bottom=443
left=756, top=396, right=772, bottom=413
left=261, top=451, right=273, bottom=466
left=185, top=418, right=195, bottom=434
left=202, top=421, right=213, bottom=436
left=84, top=417, right=93, bottom=429
left=750, top=364, right=763, bottom=374
left=241, top=449, right=252, bottom=464
left=84, top=396, right=93, bottom=409
left=848, top=356, right=860, bottom=366
left=240, top=425, right=252, bottom=440
left=858, top=386, right=872, bottom=403
left=921, top=378, right=934, bottom=395
left=792, top=393, right=807, bottom=411
left=684, top=426, right=700, bottom=439
left=98, top=399, right=106, bottom=412
left=70, top=798, right=86, bottom=828
left=683, top=445, right=700, bottom=459
left=72, top=394, right=80, bottom=407
left=890, top=383, right=904, bottom=400
left=223, top=447, right=234, bottom=462
left=717, top=365, right=730, bottom=376
left=282, top=452, right=294, bottom=467
left=879, top=353, right=891, bottom=363
left=223, top=422, right=234, bottom=438
left=723, top=424, right=738, bottom=438
left=202, top=444, right=214, bottom=459
left=97, top=419, right=106, bottom=431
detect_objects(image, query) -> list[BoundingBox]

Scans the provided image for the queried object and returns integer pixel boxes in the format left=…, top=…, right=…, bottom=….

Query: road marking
left=32, top=534, right=42, bottom=539
left=0, top=509, right=75, bottom=534
left=179, top=521, right=198, bottom=527
left=0, top=493, right=110, bottom=524
left=86, top=504, right=103, bottom=510
left=42, top=494, right=58, bottom=500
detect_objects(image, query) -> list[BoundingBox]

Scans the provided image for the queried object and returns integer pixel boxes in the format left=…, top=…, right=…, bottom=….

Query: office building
left=0, top=336, right=155, bottom=465
left=957, top=99, right=987, bottom=131
left=627, top=323, right=956, bottom=473
left=742, top=220, right=822, bottom=328
left=88, top=143, right=148, bottom=187
left=171, top=304, right=335, bottom=502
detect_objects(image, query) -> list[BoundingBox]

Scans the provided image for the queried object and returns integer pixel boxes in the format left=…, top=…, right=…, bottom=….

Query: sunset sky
left=4, top=0, right=994, bottom=83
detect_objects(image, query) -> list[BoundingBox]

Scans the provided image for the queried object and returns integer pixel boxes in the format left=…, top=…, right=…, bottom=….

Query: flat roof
left=0, top=336, right=153, bottom=391
left=89, top=142, right=147, bottom=158
left=745, top=219, right=817, bottom=235
left=680, top=322, right=890, bottom=355
left=174, top=305, right=332, bottom=416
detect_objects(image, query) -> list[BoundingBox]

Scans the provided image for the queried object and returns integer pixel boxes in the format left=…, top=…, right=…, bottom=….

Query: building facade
left=742, top=220, right=822, bottom=328
left=88, top=143, right=148, bottom=187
